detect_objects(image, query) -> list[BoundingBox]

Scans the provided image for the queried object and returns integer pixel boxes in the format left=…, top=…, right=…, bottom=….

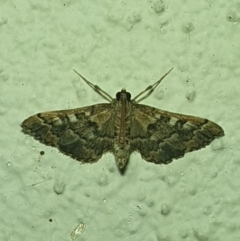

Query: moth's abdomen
left=113, top=117, right=131, bottom=170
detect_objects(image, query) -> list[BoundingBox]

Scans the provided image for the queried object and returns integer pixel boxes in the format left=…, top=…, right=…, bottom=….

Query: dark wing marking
left=130, top=104, right=224, bottom=164
left=21, top=104, right=115, bottom=163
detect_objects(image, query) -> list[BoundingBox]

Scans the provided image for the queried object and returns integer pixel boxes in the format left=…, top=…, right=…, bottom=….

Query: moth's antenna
left=73, top=69, right=113, bottom=102
left=133, top=67, right=174, bottom=103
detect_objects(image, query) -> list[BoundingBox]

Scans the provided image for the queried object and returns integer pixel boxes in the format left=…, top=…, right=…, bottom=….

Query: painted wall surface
left=0, top=1, right=239, bottom=240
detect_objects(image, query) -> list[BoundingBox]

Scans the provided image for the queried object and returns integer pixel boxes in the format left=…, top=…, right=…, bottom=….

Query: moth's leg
left=133, top=67, right=173, bottom=103
left=73, top=69, right=113, bottom=102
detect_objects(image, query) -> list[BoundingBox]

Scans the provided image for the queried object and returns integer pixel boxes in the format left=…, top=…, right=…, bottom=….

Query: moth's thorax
left=113, top=89, right=132, bottom=169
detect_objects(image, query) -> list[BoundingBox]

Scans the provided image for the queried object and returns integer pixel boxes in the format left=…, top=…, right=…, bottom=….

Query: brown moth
left=21, top=68, right=224, bottom=172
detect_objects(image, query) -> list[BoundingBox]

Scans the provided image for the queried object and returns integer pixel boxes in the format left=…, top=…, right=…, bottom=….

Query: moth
left=21, top=68, right=224, bottom=172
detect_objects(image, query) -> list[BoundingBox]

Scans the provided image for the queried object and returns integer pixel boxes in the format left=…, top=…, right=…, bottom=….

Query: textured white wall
left=0, top=1, right=239, bottom=240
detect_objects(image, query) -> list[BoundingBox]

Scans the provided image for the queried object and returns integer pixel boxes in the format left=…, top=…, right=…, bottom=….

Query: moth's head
left=116, top=89, right=131, bottom=101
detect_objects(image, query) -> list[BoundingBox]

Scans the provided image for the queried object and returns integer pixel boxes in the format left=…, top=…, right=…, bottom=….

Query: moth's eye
left=126, top=92, right=131, bottom=101
left=116, top=92, right=121, bottom=100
